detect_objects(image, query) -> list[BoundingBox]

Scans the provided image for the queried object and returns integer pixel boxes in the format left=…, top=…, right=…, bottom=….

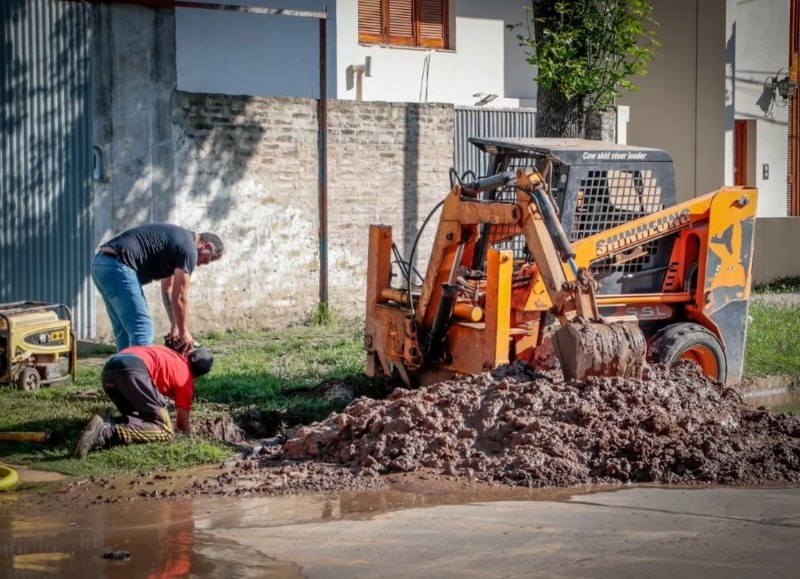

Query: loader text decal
left=582, top=151, right=649, bottom=161
left=595, top=208, right=691, bottom=257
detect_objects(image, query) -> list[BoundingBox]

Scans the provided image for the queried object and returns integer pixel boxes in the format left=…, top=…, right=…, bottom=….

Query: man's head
left=197, top=232, right=224, bottom=266
left=188, top=347, right=214, bottom=378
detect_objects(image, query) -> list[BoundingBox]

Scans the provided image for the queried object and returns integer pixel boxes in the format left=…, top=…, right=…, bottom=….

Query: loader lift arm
left=368, top=169, right=646, bottom=385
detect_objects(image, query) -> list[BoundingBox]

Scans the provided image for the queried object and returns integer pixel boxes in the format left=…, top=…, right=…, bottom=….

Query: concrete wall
left=93, top=4, right=177, bottom=238
left=753, top=218, right=800, bottom=284
left=92, top=3, right=181, bottom=339
left=175, top=0, right=536, bottom=108
left=726, top=0, right=790, bottom=217
left=619, top=0, right=727, bottom=202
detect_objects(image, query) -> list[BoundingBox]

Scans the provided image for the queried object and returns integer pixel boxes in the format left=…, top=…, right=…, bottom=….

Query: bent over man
left=75, top=345, right=213, bottom=459
left=92, top=223, right=224, bottom=352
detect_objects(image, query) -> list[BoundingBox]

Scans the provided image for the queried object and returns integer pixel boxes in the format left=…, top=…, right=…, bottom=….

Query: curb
left=736, top=374, right=799, bottom=406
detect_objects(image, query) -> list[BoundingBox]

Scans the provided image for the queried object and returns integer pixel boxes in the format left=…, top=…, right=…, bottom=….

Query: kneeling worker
left=76, top=345, right=214, bottom=459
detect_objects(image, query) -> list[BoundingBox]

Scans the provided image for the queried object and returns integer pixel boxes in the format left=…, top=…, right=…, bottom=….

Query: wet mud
left=172, top=360, right=800, bottom=498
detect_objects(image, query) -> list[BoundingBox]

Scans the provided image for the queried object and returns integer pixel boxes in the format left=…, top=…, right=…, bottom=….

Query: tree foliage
left=511, top=0, right=659, bottom=112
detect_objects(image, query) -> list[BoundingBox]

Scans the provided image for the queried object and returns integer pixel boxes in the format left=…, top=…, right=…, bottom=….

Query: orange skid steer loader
left=365, top=138, right=757, bottom=387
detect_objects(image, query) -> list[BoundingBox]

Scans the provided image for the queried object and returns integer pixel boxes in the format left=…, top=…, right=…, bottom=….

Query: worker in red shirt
left=75, top=345, right=213, bottom=459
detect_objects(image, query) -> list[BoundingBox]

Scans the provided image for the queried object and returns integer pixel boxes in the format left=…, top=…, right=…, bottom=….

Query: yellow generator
left=0, top=302, right=76, bottom=391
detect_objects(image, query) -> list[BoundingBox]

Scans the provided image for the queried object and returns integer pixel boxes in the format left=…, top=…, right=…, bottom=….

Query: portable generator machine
left=0, top=301, right=77, bottom=391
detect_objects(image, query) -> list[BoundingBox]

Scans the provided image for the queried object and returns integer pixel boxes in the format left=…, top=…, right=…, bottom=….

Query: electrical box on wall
left=762, top=163, right=769, bottom=180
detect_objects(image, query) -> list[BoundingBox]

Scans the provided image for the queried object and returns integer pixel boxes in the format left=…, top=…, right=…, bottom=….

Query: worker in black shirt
left=92, top=223, right=224, bottom=353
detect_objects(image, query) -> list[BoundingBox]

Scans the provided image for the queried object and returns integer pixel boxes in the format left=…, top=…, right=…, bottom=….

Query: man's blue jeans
left=91, top=253, right=154, bottom=351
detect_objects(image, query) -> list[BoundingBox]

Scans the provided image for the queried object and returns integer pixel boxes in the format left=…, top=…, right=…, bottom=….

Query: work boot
left=75, top=414, right=110, bottom=459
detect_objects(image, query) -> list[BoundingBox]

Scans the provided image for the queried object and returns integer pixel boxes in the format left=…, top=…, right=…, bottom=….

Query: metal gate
left=453, top=106, right=536, bottom=178
left=0, top=0, right=94, bottom=338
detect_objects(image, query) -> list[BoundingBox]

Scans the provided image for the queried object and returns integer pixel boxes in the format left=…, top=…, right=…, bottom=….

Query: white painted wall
left=726, top=0, right=790, bottom=217
left=175, top=0, right=536, bottom=107
left=336, top=0, right=535, bottom=106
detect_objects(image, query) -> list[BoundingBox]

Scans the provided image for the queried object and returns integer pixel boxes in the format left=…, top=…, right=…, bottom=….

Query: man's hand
left=164, top=328, right=199, bottom=354
left=175, top=331, right=195, bottom=354
left=176, top=408, right=191, bottom=433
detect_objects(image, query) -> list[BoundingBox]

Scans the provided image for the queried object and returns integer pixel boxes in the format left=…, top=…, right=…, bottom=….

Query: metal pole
left=318, top=7, right=329, bottom=306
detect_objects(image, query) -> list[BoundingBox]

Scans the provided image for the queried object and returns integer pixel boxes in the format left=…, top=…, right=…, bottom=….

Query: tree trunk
left=535, top=85, right=586, bottom=138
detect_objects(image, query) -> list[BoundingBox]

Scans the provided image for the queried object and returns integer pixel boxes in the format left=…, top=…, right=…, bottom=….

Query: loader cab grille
left=468, top=138, right=677, bottom=294
left=571, top=169, right=664, bottom=275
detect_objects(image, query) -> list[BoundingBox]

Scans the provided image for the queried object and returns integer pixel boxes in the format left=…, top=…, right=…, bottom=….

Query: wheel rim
left=21, top=370, right=38, bottom=391
left=680, top=346, right=719, bottom=378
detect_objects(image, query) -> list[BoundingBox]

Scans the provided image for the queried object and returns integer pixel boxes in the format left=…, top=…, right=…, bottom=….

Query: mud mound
left=191, top=412, right=248, bottom=444
left=279, top=361, right=800, bottom=487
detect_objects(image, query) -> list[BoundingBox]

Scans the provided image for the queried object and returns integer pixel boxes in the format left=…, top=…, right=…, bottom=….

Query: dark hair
left=188, top=347, right=214, bottom=378
left=198, top=232, right=224, bottom=260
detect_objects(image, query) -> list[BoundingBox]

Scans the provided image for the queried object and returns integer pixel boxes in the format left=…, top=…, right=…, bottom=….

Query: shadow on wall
left=91, top=3, right=259, bottom=236
left=403, top=105, right=421, bottom=274
left=0, top=0, right=93, bottom=316
left=170, top=93, right=266, bottom=221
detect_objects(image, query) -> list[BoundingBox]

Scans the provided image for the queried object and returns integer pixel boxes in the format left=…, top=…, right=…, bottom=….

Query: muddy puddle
left=0, top=480, right=602, bottom=578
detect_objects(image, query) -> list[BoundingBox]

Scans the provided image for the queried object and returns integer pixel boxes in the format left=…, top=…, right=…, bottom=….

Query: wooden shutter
left=359, top=0, right=384, bottom=44
left=388, top=0, right=414, bottom=46
left=358, top=0, right=449, bottom=48
left=418, top=0, right=447, bottom=49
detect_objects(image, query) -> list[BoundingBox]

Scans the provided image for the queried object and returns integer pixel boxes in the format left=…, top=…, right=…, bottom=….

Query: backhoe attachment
left=514, top=169, right=647, bottom=380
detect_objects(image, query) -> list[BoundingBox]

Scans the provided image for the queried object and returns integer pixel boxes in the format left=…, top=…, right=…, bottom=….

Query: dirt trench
left=175, top=361, right=799, bottom=498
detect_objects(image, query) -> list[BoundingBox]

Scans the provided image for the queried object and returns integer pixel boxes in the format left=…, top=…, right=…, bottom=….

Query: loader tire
left=648, top=323, right=727, bottom=382
left=16, top=368, right=40, bottom=391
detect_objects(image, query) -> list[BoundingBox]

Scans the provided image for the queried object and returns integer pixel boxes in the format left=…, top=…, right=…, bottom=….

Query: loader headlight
left=37, top=333, right=49, bottom=344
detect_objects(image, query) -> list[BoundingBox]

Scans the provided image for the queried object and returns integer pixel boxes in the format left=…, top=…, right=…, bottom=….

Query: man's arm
left=176, top=407, right=191, bottom=433
left=161, top=277, right=175, bottom=327
left=168, top=268, right=194, bottom=351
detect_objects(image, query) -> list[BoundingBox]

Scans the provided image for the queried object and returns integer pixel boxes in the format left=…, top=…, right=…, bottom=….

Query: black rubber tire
left=647, top=322, right=727, bottom=382
left=16, top=367, right=40, bottom=391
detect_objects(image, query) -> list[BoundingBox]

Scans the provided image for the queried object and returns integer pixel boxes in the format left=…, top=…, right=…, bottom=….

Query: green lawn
left=0, top=318, right=376, bottom=478
left=745, top=303, right=800, bottom=377
left=1, top=302, right=798, bottom=479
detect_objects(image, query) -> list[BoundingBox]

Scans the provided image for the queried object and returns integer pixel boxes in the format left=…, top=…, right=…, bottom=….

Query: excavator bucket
left=552, top=318, right=647, bottom=381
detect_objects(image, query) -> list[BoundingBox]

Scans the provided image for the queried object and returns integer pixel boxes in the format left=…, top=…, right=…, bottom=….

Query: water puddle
left=0, top=481, right=603, bottom=578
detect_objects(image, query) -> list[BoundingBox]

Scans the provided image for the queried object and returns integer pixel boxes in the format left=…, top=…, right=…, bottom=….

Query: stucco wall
left=752, top=218, right=800, bottom=284
left=619, top=0, right=726, bottom=202
left=726, top=0, right=790, bottom=218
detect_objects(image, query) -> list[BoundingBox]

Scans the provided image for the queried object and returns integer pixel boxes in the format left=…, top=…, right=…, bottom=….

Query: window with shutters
left=358, top=0, right=449, bottom=49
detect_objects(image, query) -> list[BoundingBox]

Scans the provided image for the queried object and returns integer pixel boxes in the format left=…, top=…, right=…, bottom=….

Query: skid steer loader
left=365, top=138, right=757, bottom=386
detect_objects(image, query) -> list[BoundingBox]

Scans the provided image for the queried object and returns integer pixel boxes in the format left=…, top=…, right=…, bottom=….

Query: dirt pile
left=189, top=361, right=799, bottom=497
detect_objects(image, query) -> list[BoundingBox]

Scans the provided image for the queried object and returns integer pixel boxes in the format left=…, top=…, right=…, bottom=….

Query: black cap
left=188, top=347, right=214, bottom=378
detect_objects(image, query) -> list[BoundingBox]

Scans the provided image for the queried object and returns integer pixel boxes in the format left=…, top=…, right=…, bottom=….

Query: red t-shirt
left=122, top=345, right=195, bottom=411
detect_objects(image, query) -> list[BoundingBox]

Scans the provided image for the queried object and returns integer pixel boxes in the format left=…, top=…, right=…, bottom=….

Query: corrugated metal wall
left=453, top=106, right=537, bottom=177
left=1, top=0, right=94, bottom=338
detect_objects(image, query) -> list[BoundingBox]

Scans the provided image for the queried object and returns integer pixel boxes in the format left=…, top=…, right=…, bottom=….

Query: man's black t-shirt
left=103, top=224, right=198, bottom=285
